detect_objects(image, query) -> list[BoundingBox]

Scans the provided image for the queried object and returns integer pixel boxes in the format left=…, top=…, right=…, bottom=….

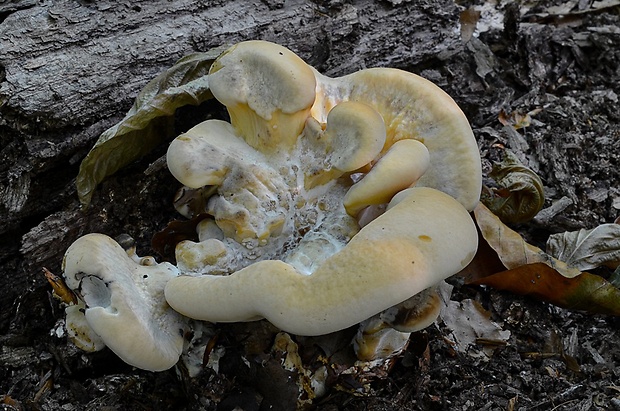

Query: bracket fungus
left=63, top=234, right=188, bottom=371
left=165, top=41, right=481, bottom=354
left=62, top=40, right=482, bottom=370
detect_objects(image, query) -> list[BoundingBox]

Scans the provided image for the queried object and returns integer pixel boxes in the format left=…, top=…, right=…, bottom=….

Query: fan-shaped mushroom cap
left=165, top=187, right=477, bottom=336
left=167, top=120, right=266, bottom=189
left=353, top=287, right=443, bottom=361
left=65, top=40, right=484, bottom=369
left=63, top=234, right=187, bottom=371
left=344, top=139, right=430, bottom=216
left=312, top=68, right=481, bottom=211
left=163, top=41, right=480, bottom=342
left=208, top=40, right=317, bottom=151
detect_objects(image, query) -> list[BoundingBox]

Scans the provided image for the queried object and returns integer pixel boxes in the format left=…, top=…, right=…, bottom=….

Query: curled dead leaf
left=498, top=108, right=542, bottom=130
left=480, top=150, right=545, bottom=224
left=460, top=7, right=481, bottom=42
left=439, top=298, right=510, bottom=359
left=77, top=47, right=226, bottom=207
left=43, top=267, right=77, bottom=305
left=465, top=203, right=620, bottom=316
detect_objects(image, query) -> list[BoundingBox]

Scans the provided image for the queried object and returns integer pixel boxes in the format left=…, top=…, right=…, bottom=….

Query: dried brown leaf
left=473, top=202, right=580, bottom=277
left=440, top=299, right=510, bottom=358
left=151, top=213, right=210, bottom=261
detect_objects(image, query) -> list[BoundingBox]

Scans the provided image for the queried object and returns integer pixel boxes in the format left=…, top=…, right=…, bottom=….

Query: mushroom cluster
left=62, top=40, right=481, bottom=371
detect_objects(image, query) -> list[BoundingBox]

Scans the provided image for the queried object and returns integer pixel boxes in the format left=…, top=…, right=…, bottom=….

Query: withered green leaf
left=76, top=47, right=227, bottom=207
left=470, top=262, right=620, bottom=317
left=480, top=150, right=544, bottom=224
left=546, top=224, right=620, bottom=271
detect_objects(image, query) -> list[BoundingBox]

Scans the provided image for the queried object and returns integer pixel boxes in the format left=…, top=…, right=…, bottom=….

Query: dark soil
left=2, top=1, right=620, bottom=410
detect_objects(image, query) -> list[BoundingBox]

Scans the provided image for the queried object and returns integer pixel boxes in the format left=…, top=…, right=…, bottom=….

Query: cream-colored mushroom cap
left=302, top=101, right=387, bottom=189
left=353, top=288, right=443, bottom=361
left=166, top=119, right=266, bottom=189
left=312, top=68, right=481, bottom=211
left=344, top=139, right=430, bottom=216
left=63, top=233, right=187, bottom=371
left=323, top=101, right=386, bottom=173
left=208, top=40, right=317, bottom=151
left=165, top=187, right=478, bottom=336
left=65, top=302, right=106, bottom=352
